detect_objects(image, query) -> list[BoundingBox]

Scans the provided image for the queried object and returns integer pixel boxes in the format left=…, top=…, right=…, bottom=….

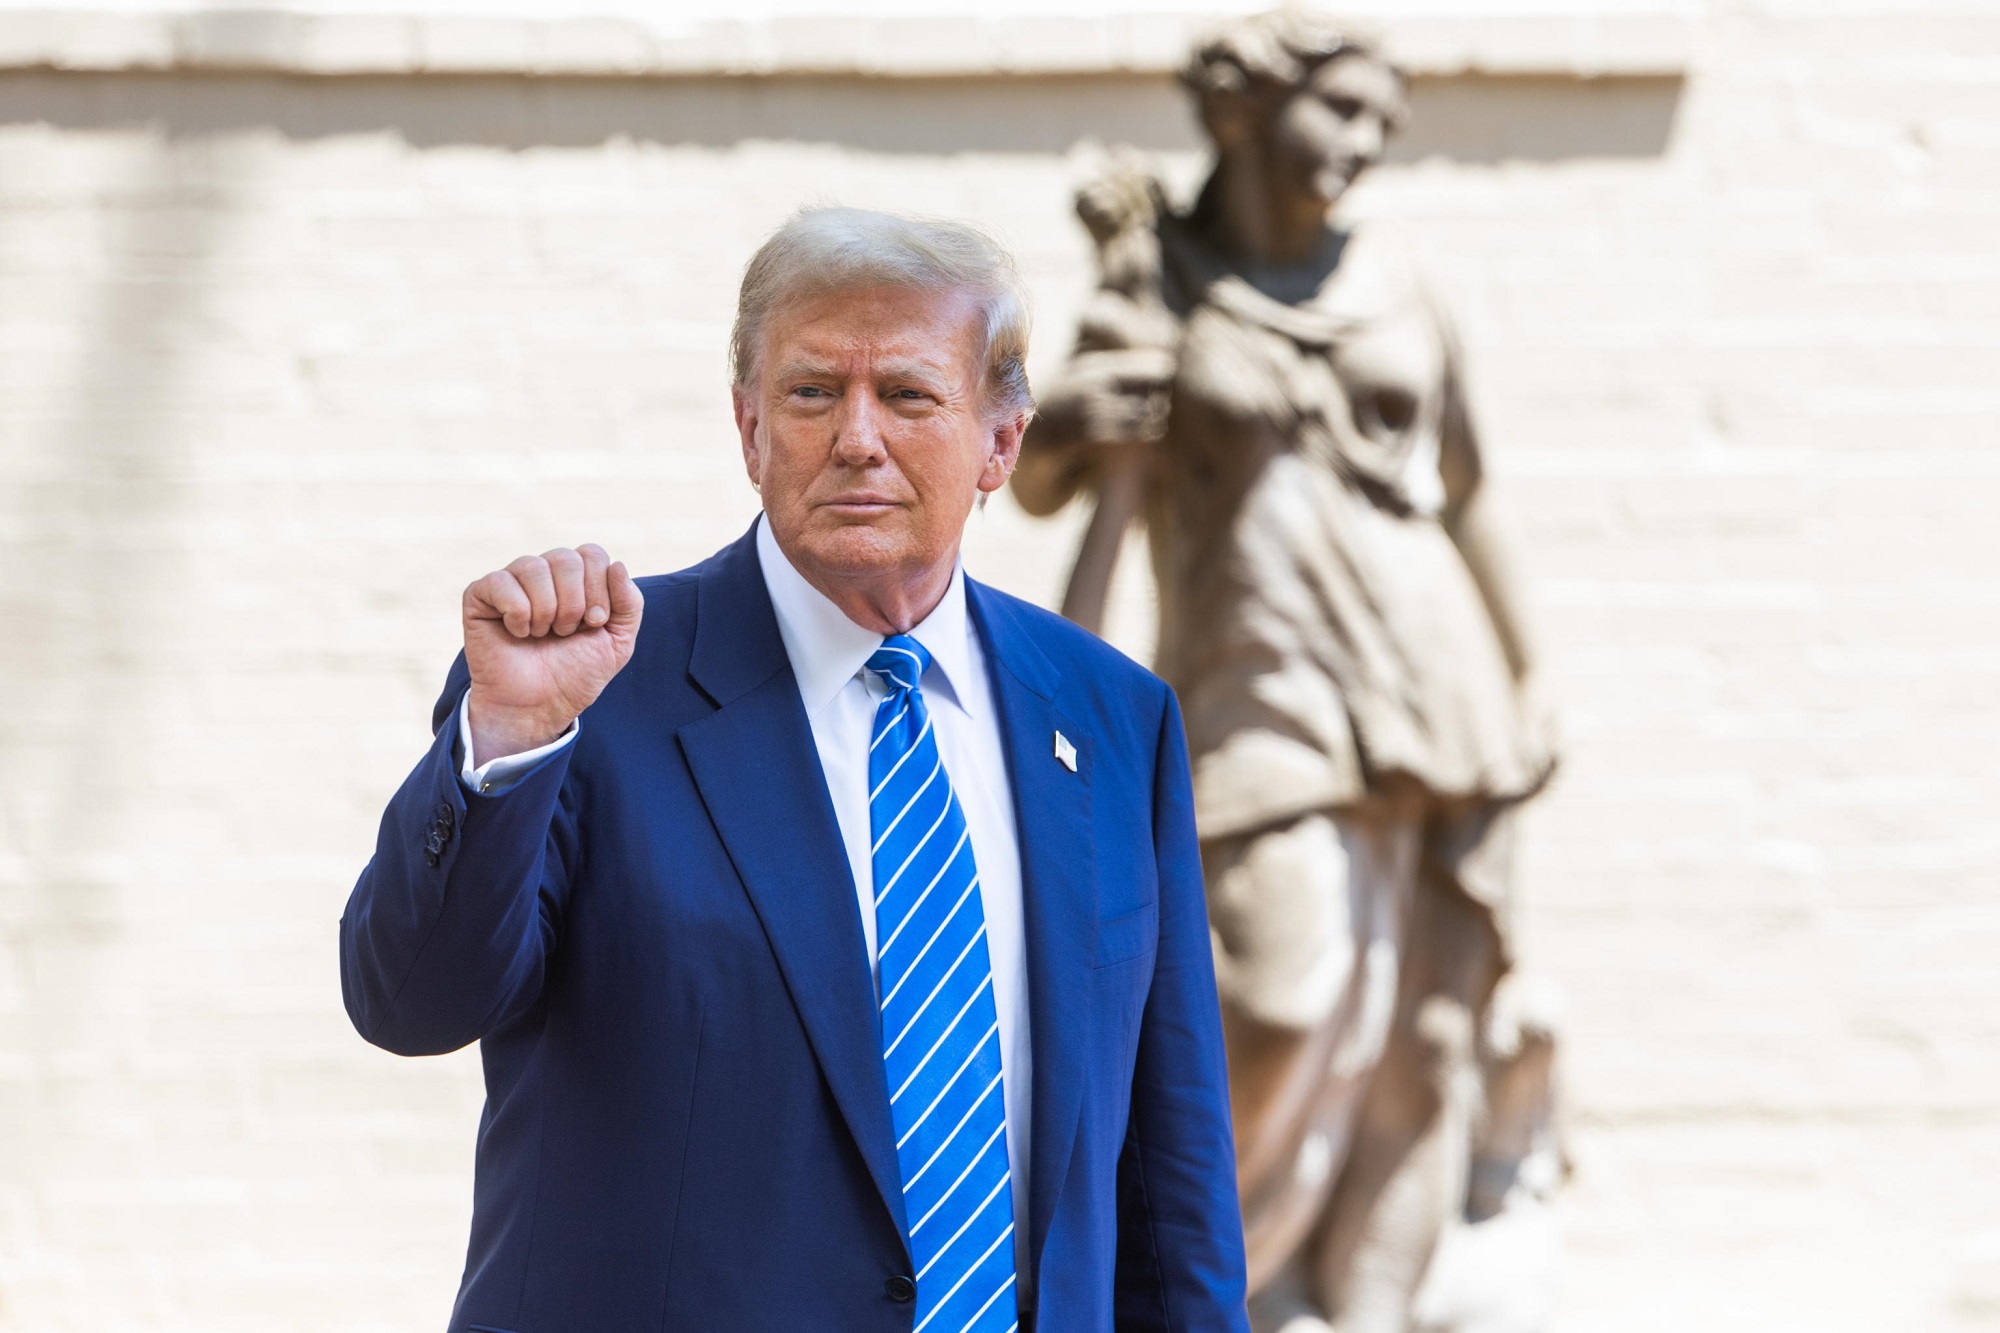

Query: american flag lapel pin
left=1054, top=731, right=1078, bottom=773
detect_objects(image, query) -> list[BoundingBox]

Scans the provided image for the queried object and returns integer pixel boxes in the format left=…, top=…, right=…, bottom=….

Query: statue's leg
left=1304, top=806, right=1509, bottom=1333
left=1202, top=809, right=1423, bottom=1319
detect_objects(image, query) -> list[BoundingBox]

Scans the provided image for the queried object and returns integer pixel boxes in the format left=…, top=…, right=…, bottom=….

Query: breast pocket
left=1091, top=900, right=1158, bottom=969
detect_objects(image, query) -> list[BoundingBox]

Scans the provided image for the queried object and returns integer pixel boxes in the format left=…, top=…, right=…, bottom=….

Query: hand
left=1514, top=667, right=1563, bottom=778
left=1050, top=347, right=1176, bottom=449
left=462, top=544, right=643, bottom=764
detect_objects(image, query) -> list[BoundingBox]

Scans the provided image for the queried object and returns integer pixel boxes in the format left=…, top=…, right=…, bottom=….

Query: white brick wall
left=0, top=3, right=1996, bottom=1329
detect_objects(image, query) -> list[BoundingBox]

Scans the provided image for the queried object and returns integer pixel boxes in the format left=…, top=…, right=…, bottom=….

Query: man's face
left=1265, top=54, right=1402, bottom=206
left=734, top=283, right=1023, bottom=591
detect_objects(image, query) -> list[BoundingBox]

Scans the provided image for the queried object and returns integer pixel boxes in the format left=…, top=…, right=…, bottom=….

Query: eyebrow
left=874, top=358, right=953, bottom=388
left=772, top=357, right=956, bottom=389
left=772, top=357, right=838, bottom=381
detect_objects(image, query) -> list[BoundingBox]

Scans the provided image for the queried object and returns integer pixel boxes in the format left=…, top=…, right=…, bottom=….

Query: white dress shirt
left=458, top=516, right=1034, bottom=1281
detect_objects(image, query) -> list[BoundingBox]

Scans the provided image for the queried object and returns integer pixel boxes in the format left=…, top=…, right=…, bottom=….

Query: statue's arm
left=1437, top=323, right=1538, bottom=685
left=1013, top=332, right=1174, bottom=518
left=1013, top=361, right=1105, bottom=517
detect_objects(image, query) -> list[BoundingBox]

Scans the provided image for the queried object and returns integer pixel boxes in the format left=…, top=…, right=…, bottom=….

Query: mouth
left=818, top=494, right=902, bottom=518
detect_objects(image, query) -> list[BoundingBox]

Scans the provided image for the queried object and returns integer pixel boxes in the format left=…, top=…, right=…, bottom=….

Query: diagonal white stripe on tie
left=897, top=1024, right=997, bottom=1152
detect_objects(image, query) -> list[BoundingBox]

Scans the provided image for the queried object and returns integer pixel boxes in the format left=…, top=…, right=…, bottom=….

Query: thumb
left=606, top=561, right=644, bottom=635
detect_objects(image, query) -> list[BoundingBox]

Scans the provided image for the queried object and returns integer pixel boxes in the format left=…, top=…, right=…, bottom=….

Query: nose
left=831, top=389, right=889, bottom=466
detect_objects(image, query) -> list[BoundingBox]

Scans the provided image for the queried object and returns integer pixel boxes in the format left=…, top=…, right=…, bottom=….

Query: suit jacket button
left=434, top=802, right=454, bottom=832
left=885, top=1275, right=915, bottom=1303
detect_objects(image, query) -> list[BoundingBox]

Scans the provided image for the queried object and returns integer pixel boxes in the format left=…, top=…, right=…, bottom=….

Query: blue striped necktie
left=866, top=635, right=1018, bottom=1333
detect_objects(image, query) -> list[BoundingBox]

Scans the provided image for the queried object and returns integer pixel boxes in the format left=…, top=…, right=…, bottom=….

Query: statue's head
left=1181, top=10, right=1407, bottom=208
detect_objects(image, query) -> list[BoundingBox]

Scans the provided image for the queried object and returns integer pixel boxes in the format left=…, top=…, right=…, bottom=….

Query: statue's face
left=1265, top=54, right=1402, bottom=206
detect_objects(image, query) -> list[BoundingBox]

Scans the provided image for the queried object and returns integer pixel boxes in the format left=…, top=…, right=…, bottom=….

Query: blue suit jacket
left=341, top=526, right=1249, bottom=1332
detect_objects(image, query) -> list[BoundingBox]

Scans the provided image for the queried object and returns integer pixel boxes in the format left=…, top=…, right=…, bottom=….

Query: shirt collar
left=754, top=513, right=977, bottom=721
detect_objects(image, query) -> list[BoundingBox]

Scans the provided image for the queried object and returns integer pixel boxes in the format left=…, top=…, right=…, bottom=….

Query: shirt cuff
left=456, top=693, right=580, bottom=795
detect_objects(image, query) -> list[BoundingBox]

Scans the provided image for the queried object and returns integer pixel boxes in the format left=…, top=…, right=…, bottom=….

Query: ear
left=732, top=385, right=764, bottom=491
left=976, top=411, right=1029, bottom=495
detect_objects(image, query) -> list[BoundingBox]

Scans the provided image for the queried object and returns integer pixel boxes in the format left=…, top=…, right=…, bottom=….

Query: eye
left=792, top=385, right=830, bottom=399
left=1326, top=96, right=1363, bottom=120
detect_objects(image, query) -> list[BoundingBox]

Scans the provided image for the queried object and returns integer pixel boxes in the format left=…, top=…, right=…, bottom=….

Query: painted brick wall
left=0, top=5, right=1995, bottom=1329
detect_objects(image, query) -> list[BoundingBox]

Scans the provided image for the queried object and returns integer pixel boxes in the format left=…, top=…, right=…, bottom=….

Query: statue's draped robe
left=1147, top=218, right=1553, bottom=857
left=1120, top=216, right=1558, bottom=1287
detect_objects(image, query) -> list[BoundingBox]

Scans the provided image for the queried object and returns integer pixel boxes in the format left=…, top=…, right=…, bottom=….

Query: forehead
left=1303, top=52, right=1402, bottom=110
left=762, top=283, right=982, bottom=371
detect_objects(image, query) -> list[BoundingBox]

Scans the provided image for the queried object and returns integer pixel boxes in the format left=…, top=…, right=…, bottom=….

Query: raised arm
left=338, top=546, right=642, bottom=1055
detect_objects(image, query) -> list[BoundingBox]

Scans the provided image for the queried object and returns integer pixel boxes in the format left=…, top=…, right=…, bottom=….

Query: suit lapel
left=967, top=582, right=1097, bottom=1292
left=675, top=529, right=910, bottom=1247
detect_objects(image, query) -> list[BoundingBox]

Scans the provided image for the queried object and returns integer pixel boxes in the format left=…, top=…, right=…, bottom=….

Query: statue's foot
left=1411, top=1197, right=1562, bottom=1333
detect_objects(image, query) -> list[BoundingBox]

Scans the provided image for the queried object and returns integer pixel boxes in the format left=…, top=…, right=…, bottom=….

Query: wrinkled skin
left=736, top=283, right=1026, bottom=635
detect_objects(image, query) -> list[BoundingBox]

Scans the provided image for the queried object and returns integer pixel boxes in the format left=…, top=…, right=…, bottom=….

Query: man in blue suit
left=341, top=208, right=1249, bottom=1332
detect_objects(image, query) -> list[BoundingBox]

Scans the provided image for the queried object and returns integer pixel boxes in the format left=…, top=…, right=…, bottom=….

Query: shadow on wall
left=0, top=69, right=1680, bottom=161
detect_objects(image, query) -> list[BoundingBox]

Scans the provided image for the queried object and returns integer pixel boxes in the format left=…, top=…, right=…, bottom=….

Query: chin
left=798, top=519, right=919, bottom=577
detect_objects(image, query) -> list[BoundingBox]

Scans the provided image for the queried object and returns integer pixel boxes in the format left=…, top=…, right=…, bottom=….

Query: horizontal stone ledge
left=0, top=9, right=1693, bottom=80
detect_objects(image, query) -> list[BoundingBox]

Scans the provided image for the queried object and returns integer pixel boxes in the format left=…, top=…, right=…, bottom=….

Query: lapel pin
left=1054, top=731, right=1078, bottom=773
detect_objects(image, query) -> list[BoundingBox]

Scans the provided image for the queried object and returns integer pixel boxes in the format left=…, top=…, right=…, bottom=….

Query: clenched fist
left=462, top=544, right=643, bottom=765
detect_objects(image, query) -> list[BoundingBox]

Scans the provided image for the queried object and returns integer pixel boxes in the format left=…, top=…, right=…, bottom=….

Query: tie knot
left=866, top=635, right=931, bottom=694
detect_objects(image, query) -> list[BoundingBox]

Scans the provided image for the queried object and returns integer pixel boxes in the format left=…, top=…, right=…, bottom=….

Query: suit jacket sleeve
left=339, top=654, right=578, bottom=1056
left=1115, top=686, right=1252, bottom=1331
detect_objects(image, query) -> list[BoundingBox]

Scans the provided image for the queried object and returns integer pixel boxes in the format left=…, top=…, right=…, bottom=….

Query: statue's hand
left=1516, top=667, right=1564, bottom=778
left=1047, top=347, right=1176, bottom=450
left=1016, top=346, right=1176, bottom=517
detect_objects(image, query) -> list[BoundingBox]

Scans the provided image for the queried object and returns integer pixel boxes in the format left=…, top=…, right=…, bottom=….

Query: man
left=341, top=208, right=1249, bottom=1333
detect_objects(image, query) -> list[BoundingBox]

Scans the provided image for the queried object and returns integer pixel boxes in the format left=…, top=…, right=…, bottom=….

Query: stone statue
left=1011, top=12, right=1566, bottom=1331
